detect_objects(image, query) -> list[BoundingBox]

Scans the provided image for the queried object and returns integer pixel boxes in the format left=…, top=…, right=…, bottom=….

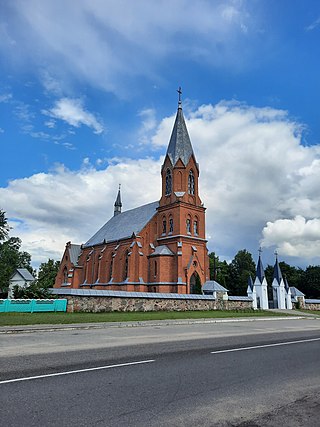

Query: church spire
left=256, top=247, right=265, bottom=283
left=114, top=184, right=122, bottom=216
left=165, top=87, right=195, bottom=167
left=273, top=250, right=283, bottom=285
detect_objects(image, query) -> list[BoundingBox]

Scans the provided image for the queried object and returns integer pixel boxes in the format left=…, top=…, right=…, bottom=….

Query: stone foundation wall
left=64, top=295, right=253, bottom=313
left=304, top=302, right=320, bottom=311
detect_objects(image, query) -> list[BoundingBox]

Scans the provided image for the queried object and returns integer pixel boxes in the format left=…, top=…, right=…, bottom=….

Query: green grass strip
left=0, top=309, right=293, bottom=326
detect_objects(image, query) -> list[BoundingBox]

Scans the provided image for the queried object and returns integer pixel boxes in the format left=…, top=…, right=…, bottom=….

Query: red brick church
left=55, top=93, right=210, bottom=293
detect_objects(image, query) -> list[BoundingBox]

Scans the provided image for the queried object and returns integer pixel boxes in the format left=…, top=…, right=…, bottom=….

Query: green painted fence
left=0, top=299, right=67, bottom=313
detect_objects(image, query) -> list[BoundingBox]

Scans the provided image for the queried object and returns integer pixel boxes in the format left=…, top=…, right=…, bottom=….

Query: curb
left=0, top=315, right=317, bottom=334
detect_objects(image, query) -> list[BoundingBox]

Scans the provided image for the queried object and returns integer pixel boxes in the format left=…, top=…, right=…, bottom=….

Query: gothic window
left=169, top=217, right=174, bottom=233
left=194, top=219, right=199, bottom=235
left=124, top=250, right=129, bottom=280
left=63, top=266, right=68, bottom=284
left=109, top=253, right=114, bottom=281
left=162, top=217, right=167, bottom=235
left=154, top=260, right=157, bottom=278
left=186, top=218, right=191, bottom=234
left=165, top=169, right=172, bottom=195
left=188, top=170, right=195, bottom=195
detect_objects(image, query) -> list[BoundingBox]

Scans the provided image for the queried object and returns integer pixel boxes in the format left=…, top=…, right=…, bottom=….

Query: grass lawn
left=0, top=309, right=293, bottom=326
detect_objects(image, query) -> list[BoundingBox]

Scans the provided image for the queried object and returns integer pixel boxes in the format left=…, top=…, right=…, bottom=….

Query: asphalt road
left=1, top=318, right=320, bottom=426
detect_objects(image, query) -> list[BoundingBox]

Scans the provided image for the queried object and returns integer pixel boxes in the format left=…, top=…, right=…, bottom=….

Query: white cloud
left=262, top=216, right=320, bottom=259
left=1, top=0, right=255, bottom=94
left=43, top=98, right=104, bottom=134
left=2, top=101, right=320, bottom=267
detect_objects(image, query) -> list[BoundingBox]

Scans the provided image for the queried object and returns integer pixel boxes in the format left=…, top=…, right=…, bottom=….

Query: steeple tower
left=165, top=87, right=195, bottom=168
left=114, top=185, right=122, bottom=216
left=253, top=248, right=269, bottom=309
left=160, top=87, right=201, bottom=207
left=155, top=88, right=209, bottom=293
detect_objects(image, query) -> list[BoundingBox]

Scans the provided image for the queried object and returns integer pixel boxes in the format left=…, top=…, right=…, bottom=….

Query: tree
left=226, top=249, right=256, bottom=295
left=13, top=258, right=60, bottom=299
left=37, top=259, right=60, bottom=289
left=208, top=252, right=229, bottom=287
left=0, top=237, right=33, bottom=294
left=265, top=261, right=304, bottom=290
left=299, top=266, right=320, bottom=299
left=0, top=209, right=10, bottom=241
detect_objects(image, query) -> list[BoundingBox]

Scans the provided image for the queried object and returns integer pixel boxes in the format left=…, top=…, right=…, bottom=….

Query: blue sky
left=1, top=0, right=320, bottom=268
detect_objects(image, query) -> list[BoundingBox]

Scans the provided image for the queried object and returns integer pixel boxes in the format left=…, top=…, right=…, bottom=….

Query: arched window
left=63, top=266, right=68, bottom=284
left=186, top=218, right=191, bottom=234
left=188, top=170, right=195, bottom=195
left=162, top=217, right=167, bottom=235
left=109, top=253, right=114, bottom=281
left=165, top=169, right=172, bottom=195
left=124, top=250, right=129, bottom=280
left=154, top=260, right=157, bottom=278
left=169, top=217, right=174, bottom=234
left=194, top=218, right=199, bottom=235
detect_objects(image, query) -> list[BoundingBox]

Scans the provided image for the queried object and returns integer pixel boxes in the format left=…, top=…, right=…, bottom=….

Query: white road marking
left=211, top=337, right=320, bottom=354
left=0, top=359, right=155, bottom=385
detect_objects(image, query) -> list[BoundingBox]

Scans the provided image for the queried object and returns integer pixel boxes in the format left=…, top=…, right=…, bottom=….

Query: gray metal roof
left=50, top=288, right=215, bottom=300
left=228, top=296, right=253, bottom=301
left=15, top=268, right=35, bottom=281
left=166, top=103, right=195, bottom=166
left=203, top=280, right=229, bottom=292
left=305, top=299, right=320, bottom=304
left=256, top=255, right=265, bottom=283
left=68, top=244, right=81, bottom=266
left=84, top=201, right=159, bottom=247
left=290, top=287, right=305, bottom=297
left=149, top=245, right=174, bottom=256
left=273, top=258, right=282, bottom=284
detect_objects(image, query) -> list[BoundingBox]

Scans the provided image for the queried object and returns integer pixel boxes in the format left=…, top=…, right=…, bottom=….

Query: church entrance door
left=190, top=272, right=201, bottom=294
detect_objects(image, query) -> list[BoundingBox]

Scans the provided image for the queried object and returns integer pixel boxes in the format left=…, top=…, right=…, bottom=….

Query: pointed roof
left=166, top=100, right=195, bottom=167
left=149, top=245, right=174, bottom=256
left=284, top=276, right=290, bottom=292
left=11, top=268, right=35, bottom=282
left=247, top=275, right=254, bottom=291
left=203, top=280, right=229, bottom=292
left=273, top=256, right=283, bottom=284
left=256, top=255, right=265, bottom=283
left=114, top=186, right=122, bottom=208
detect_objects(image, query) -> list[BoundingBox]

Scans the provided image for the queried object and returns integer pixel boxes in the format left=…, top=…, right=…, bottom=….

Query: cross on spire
left=258, top=247, right=263, bottom=256
left=177, top=86, right=182, bottom=104
left=274, top=249, right=278, bottom=260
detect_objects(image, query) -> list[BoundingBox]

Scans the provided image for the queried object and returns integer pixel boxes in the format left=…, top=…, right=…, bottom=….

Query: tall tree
left=208, top=252, right=229, bottom=287
left=0, top=209, right=10, bottom=241
left=37, top=259, right=60, bottom=289
left=299, top=266, right=320, bottom=299
left=226, top=249, right=256, bottom=295
left=0, top=237, right=33, bottom=293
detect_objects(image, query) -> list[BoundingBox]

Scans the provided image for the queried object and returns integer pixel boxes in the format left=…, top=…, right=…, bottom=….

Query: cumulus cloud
left=43, top=98, right=104, bottom=134
left=1, top=0, right=255, bottom=94
left=262, top=216, right=320, bottom=259
left=2, top=101, right=320, bottom=267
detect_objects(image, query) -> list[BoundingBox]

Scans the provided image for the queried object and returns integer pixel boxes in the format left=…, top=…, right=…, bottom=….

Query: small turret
left=114, top=185, right=122, bottom=216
